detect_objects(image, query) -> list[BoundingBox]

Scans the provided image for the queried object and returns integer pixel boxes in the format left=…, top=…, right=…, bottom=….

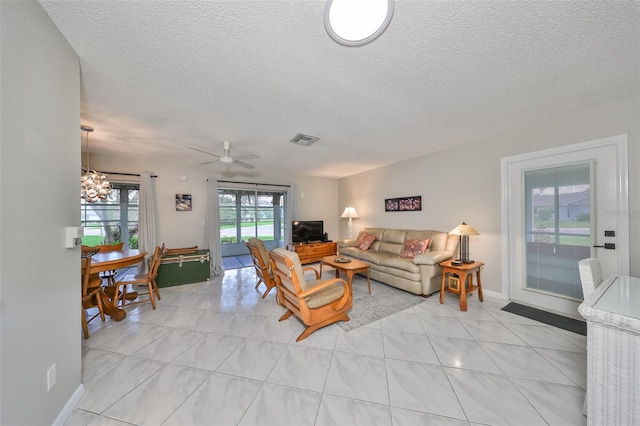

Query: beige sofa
left=337, top=228, right=459, bottom=296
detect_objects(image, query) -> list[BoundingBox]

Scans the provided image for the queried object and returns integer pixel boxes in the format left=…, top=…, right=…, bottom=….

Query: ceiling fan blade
left=186, top=146, right=220, bottom=158
left=230, top=154, right=260, bottom=160
left=197, top=160, right=216, bottom=165
left=232, top=160, right=255, bottom=169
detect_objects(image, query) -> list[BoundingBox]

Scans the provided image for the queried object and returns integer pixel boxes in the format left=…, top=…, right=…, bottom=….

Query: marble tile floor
left=69, top=267, right=588, bottom=426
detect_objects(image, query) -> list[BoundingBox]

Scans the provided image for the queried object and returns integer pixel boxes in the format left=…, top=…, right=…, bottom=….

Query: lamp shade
left=448, top=222, right=480, bottom=236
left=340, top=206, right=359, bottom=219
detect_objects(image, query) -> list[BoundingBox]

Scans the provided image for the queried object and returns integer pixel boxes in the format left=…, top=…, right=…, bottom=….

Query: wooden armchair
left=112, top=245, right=163, bottom=309
left=246, top=238, right=278, bottom=301
left=268, top=248, right=352, bottom=341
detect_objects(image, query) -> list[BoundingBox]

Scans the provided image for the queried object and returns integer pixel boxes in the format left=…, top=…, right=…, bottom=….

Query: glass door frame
left=501, top=135, right=629, bottom=317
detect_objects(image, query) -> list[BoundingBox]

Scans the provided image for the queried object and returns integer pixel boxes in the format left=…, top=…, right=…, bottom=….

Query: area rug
left=334, top=274, right=425, bottom=332
left=501, top=302, right=586, bottom=335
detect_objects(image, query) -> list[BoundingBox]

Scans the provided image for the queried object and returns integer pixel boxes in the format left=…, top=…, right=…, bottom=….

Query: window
left=81, top=183, right=139, bottom=248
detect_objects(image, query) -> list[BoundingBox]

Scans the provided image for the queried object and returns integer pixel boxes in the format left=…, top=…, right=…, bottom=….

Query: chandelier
left=80, top=125, right=112, bottom=202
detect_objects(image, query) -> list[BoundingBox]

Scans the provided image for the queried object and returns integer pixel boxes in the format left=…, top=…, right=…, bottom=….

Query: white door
left=501, top=135, right=629, bottom=318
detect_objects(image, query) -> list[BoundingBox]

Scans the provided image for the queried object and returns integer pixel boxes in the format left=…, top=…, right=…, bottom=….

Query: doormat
left=501, top=302, right=586, bottom=336
left=222, top=255, right=254, bottom=270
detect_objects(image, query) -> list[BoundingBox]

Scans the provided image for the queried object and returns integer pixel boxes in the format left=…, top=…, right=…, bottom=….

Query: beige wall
left=89, top=154, right=340, bottom=247
left=338, top=95, right=640, bottom=296
left=1, top=2, right=81, bottom=424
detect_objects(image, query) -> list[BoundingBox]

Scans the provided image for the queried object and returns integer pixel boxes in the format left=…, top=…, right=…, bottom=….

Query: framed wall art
left=176, top=194, right=192, bottom=211
left=385, top=195, right=421, bottom=212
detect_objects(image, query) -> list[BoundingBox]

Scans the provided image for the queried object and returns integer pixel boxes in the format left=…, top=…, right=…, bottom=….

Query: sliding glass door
left=219, top=188, right=286, bottom=256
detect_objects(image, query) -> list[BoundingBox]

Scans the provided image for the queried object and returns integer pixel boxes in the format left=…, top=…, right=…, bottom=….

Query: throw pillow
left=356, top=233, right=376, bottom=250
left=399, top=239, right=428, bottom=258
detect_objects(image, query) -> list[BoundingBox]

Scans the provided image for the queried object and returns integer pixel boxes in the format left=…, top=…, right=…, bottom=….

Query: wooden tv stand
left=286, top=241, right=337, bottom=264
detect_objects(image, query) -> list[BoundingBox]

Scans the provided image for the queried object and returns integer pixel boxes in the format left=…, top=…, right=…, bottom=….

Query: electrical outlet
left=47, top=364, right=56, bottom=391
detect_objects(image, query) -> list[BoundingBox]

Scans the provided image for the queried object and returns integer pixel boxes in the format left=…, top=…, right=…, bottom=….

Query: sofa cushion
left=381, top=256, right=421, bottom=273
left=399, top=239, right=430, bottom=258
left=359, top=250, right=396, bottom=265
left=356, top=233, right=376, bottom=250
left=339, top=246, right=364, bottom=259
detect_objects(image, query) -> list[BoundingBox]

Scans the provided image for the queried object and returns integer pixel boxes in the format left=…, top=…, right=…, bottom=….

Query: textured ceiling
left=39, top=0, right=640, bottom=179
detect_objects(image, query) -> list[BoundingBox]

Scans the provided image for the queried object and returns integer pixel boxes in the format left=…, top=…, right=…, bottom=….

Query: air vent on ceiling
left=289, top=133, right=320, bottom=146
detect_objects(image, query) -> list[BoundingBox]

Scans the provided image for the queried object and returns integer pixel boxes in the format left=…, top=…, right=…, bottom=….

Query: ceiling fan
left=186, top=141, right=259, bottom=169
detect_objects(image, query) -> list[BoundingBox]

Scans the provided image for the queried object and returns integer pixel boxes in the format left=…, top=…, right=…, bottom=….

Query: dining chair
left=97, top=242, right=124, bottom=286
left=268, top=248, right=352, bottom=341
left=81, top=256, right=105, bottom=339
left=578, top=257, right=603, bottom=300
left=246, top=238, right=278, bottom=301
left=112, top=246, right=163, bottom=309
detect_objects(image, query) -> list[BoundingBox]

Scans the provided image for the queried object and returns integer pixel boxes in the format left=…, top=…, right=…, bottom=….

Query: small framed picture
left=448, top=275, right=460, bottom=291
left=176, top=194, right=192, bottom=211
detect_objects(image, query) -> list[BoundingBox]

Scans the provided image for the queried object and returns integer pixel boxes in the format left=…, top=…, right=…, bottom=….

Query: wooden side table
left=439, top=260, right=484, bottom=311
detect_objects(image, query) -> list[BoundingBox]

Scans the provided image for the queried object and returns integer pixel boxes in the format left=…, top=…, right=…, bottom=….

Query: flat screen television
left=291, top=220, right=324, bottom=243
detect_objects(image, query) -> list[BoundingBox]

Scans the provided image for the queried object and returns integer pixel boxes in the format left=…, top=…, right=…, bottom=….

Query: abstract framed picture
left=176, top=194, right=192, bottom=211
left=385, top=195, right=421, bottom=212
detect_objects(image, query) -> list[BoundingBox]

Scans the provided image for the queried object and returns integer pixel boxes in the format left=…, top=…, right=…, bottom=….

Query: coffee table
left=319, top=255, right=371, bottom=294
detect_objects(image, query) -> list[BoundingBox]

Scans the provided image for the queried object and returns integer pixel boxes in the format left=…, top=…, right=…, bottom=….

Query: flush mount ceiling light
left=324, top=0, right=394, bottom=46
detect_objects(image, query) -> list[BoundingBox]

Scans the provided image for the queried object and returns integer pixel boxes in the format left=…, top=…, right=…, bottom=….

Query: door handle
left=593, top=243, right=616, bottom=249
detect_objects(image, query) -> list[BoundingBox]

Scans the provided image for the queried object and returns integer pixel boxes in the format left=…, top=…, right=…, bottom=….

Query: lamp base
left=458, top=236, right=474, bottom=264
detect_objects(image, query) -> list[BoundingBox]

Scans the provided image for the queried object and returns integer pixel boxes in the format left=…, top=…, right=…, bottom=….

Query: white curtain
left=138, top=172, right=157, bottom=273
left=284, top=184, right=297, bottom=245
left=204, top=179, right=224, bottom=277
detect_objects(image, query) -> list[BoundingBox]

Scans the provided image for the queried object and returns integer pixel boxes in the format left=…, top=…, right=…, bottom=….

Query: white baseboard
left=482, top=289, right=508, bottom=300
left=52, top=384, right=85, bottom=426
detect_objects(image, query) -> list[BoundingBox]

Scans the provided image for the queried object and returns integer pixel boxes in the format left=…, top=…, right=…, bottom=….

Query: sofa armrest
left=337, top=239, right=357, bottom=248
left=412, top=250, right=453, bottom=266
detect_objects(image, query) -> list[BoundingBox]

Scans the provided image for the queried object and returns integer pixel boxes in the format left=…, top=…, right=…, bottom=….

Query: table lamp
left=449, top=222, right=480, bottom=264
left=341, top=206, right=359, bottom=239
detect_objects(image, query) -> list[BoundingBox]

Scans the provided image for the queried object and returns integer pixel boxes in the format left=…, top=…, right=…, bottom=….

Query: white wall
left=88, top=154, right=340, bottom=247
left=339, top=95, right=640, bottom=295
left=1, top=2, right=81, bottom=424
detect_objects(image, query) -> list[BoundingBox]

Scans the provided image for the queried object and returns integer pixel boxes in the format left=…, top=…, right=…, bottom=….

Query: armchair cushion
left=304, top=279, right=347, bottom=308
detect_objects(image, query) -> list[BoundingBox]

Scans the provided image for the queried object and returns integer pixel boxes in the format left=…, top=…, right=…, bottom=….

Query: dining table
left=88, top=249, right=148, bottom=320
left=89, top=249, right=147, bottom=274
left=578, top=274, right=640, bottom=425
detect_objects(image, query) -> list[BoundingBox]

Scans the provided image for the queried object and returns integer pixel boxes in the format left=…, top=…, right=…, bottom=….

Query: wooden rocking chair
left=246, top=238, right=278, bottom=300
left=268, top=248, right=351, bottom=341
